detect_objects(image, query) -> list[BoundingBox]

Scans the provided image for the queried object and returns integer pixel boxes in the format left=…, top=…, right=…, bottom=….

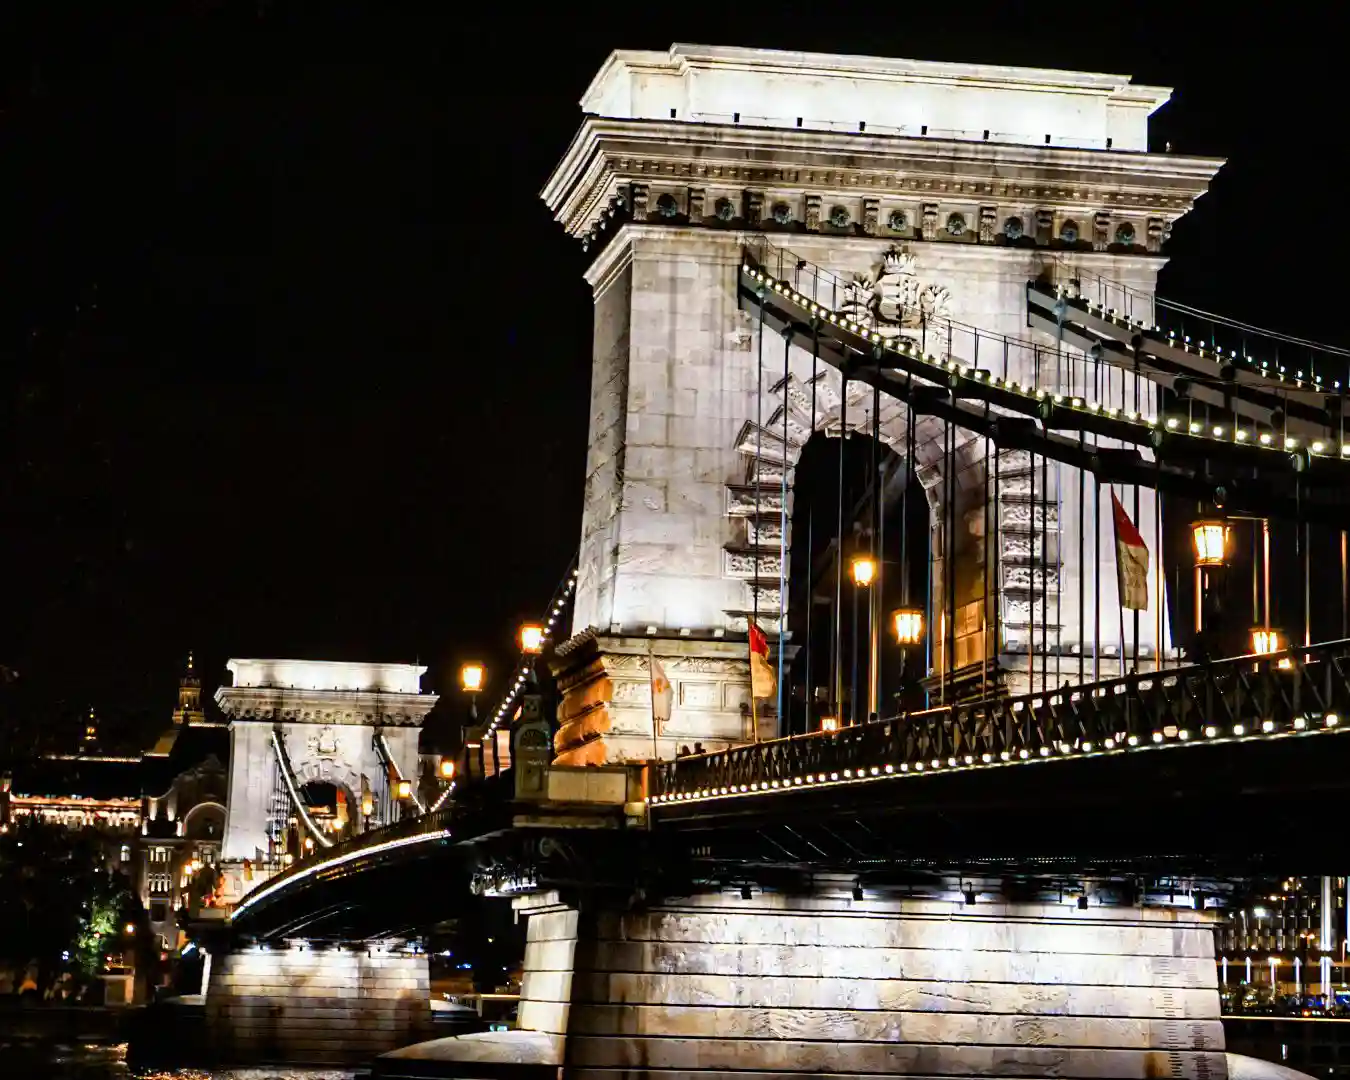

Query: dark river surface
left=0, top=1042, right=354, bottom=1080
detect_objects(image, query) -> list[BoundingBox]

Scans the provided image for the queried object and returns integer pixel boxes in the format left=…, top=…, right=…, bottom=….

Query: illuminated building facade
left=0, top=654, right=229, bottom=955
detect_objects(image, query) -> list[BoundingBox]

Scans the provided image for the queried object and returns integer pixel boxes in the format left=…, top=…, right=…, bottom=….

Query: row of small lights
left=231, top=828, right=453, bottom=919
left=647, top=710, right=1341, bottom=806
left=1066, top=287, right=1345, bottom=393
left=749, top=266, right=1350, bottom=459
left=483, top=567, right=580, bottom=740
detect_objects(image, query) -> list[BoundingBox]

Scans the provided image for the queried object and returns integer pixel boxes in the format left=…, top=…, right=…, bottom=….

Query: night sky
left=2, top=6, right=1344, bottom=746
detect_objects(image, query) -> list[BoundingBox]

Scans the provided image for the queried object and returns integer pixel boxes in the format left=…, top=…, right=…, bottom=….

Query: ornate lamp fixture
left=1192, top=519, right=1230, bottom=567
left=850, top=555, right=877, bottom=587
left=892, top=607, right=925, bottom=645
left=459, top=663, right=485, bottom=693
left=519, top=624, right=545, bottom=654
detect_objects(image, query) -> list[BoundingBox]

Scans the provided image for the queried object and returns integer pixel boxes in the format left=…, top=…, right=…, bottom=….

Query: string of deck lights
left=482, top=561, right=580, bottom=741
left=1056, top=270, right=1347, bottom=392
left=647, top=704, right=1344, bottom=807
left=747, top=265, right=1350, bottom=459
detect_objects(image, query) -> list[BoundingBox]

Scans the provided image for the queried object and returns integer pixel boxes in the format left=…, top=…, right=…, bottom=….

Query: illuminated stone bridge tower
left=543, top=44, right=1220, bottom=764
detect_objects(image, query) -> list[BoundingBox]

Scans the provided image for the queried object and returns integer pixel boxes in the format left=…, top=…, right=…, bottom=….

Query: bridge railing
left=650, top=640, right=1350, bottom=805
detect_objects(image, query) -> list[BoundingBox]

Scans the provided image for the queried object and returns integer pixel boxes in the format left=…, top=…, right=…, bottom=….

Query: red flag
left=1111, top=492, right=1149, bottom=611
left=748, top=622, right=776, bottom=700
left=649, top=654, right=673, bottom=730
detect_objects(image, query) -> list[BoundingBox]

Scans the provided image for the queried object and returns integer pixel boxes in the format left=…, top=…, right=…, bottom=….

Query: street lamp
left=820, top=715, right=840, bottom=733
left=1251, top=627, right=1285, bottom=655
left=850, top=555, right=877, bottom=587
left=1192, top=519, right=1230, bottom=567
left=892, top=607, right=925, bottom=646
left=439, top=759, right=456, bottom=780
left=396, top=780, right=413, bottom=799
left=459, top=663, right=485, bottom=693
left=519, top=624, right=545, bottom=654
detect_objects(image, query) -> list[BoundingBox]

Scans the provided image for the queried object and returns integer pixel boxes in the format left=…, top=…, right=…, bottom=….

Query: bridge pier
left=385, top=881, right=1226, bottom=1078
left=203, top=940, right=431, bottom=1065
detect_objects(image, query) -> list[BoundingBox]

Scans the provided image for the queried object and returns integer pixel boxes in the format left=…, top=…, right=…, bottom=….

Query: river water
left=0, top=1042, right=354, bottom=1080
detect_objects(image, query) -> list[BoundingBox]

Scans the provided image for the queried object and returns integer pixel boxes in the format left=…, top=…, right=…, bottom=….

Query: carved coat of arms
left=308, top=725, right=338, bottom=758
left=837, top=246, right=952, bottom=339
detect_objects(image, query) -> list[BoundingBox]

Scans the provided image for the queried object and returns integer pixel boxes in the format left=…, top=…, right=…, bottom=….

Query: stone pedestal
left=551, top=631, right=773, bottom=766
left=402, top=884, right=1225, bottom=1078
left=203, top=942, right=430, bottom=1065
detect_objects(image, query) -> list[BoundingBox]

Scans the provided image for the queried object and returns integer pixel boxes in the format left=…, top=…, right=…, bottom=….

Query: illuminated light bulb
left=1213, top=426, right=1225, bottom=437
left=1178, top=729, right=1191, bottom=741
left=1152, top=731, right=1164, bottom=743
left=1039, top=746, right=1051, bottom=756
left=1236, top=429, right=1248, bottom=441
left=1262, top=720, right=1275, bottom=733
left=1127, top=734, right=1139, bottom=746
left=1204, top=725, right=1218, bottom=738
left=1294, top=717, right=1307, bottom=730
left=1342, top=445, right=1350, bottom=456
left=883, top=764, right=894, bottom=774
left=914, top=762, right=924, bottom=771
left=1328, top=714, right=1340, bottom=727
left=1081, top=741, right=1093, bottom=752
left=900, top=763, right=910, bottom=772
left=1312, top=441, right=1326, bottom=454
left=1233, top=724, right=1246, bottom=736
left=1166, top=418, right=1179, bottom=430
left=1000, top=750, right=1011, bottom=761
left=1259, top=433, right=1273, bottom=445
left=1188, top=422, right=1201, bottom=434
left=982, top=753, right=993, bottom=763
left=1284, top=437, right=1297, bottom=450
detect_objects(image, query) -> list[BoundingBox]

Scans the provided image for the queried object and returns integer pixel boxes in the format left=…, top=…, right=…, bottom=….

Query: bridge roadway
left=221, top=636, right=1350, bottom=944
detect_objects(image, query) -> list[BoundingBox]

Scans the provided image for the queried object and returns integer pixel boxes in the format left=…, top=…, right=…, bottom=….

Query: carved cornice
left=544, top=118, right=1222, bottom=240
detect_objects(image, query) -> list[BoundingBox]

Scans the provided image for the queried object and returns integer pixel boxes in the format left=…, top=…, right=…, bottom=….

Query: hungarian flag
left=649, top=654, right=673, bottom=732
left=1111, top=492, right=1150, bottom=611
left=749, top=622, right=777, bottom=700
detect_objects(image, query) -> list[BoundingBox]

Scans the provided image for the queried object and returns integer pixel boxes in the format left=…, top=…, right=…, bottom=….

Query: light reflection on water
left=0, top=1042, right=354, bottom=1080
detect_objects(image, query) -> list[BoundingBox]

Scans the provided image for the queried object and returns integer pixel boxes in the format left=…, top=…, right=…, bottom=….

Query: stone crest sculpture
left=837, top=245, right=952, bottom=338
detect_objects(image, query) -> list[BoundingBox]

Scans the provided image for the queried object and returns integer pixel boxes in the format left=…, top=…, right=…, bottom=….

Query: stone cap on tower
left=224, top=658, right=428, bottom=695
left=581, top=44, right=1171, bottom=152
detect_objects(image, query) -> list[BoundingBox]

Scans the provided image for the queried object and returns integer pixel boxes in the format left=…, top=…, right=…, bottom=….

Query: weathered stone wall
left=204, top=944, right=430, bottom=1064
left=511, top=887, right=1225, bottom=1079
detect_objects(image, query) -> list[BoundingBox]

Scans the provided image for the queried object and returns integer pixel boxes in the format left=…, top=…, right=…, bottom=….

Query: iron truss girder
left=739, top=256, right=1350, bottom=524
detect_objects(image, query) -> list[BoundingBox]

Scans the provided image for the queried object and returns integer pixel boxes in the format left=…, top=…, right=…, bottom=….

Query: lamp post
left=850, top=555, right=876, bottom=725
left=460, top=663, right=485, bottom=779
left=1191, top=518, right=1229, bottom=637
left=519, top=624, right=544, bottom=655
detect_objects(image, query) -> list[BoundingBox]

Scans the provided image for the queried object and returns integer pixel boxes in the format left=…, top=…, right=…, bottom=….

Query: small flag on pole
left=649, top=653, right=673, bottom=732
left=749, top=622, right=777, bottom=700
left=1111, top=492, right=1150, bottom=611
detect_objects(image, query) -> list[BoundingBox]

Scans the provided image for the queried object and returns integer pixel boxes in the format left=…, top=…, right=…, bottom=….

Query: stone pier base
left=387, top=884, right=1225, bottom=1078
left=204, top=942, right=430, bottom=1065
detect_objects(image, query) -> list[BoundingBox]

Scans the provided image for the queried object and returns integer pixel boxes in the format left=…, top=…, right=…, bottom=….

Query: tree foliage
left=0, top=817, right=138, bottom=995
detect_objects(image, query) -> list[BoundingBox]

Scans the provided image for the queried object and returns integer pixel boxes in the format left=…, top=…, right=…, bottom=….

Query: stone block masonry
left=414, top=885, right=1225, bottom=1078
left=204, top=944, right=431, bottom=1065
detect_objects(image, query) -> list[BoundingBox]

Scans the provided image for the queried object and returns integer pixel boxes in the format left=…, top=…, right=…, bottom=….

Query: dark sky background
left=1, top=4, right=1344, bottom=747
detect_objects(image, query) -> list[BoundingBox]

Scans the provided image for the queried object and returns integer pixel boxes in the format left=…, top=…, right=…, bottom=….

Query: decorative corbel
left=921, top=202, right=939, bottom=240
left=805, top=194, right=822, bottom=232
left=1034, top=209, right=1053, bottom=246
left=1093, top=211, right=1110, bottom=252
left=862, top=197, right=880, bottom=236
left=978, top=206, right=997, bottom=244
